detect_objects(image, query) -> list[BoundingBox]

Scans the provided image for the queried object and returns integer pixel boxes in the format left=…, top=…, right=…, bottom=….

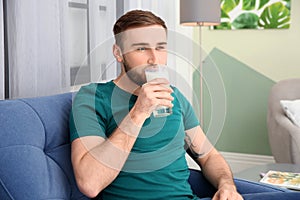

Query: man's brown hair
left=113, top=10, right=167, bottom=47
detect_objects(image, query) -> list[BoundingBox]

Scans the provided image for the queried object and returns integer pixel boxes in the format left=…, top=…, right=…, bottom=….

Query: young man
left=69, top=10, right=241, bottom=200
left=70, top=10, right=299, bottom=200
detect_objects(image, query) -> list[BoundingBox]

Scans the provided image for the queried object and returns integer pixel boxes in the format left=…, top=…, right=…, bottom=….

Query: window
left=68, top=0, right=117, bottom=87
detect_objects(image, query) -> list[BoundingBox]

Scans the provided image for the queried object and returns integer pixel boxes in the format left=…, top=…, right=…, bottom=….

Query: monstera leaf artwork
left=213, top=0, right=291, bottom=29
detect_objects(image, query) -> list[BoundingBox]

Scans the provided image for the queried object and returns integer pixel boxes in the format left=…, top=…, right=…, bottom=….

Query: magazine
left=260, top=170, right=300, bottom=190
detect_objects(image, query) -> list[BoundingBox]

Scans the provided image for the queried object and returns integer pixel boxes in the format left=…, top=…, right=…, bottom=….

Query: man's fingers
left=142, top=83, right=173, bottom=93
left=157, top=99, right=174, bottom=108
left=154, top=92, right=174, bottom=101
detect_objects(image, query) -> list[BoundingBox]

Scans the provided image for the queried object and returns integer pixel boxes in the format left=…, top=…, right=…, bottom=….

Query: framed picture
left=212, top=0, right=291, bottom=30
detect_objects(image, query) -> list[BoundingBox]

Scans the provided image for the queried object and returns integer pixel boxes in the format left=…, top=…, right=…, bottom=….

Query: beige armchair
left=267, top=78, right=300, bottom=164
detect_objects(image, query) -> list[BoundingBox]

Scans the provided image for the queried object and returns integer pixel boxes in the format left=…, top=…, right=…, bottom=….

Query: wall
left=201, top=48, right=275, bottom=155
left=194, top=0, right=300, bottom=155
left=201, top=0, right=300, bottom=82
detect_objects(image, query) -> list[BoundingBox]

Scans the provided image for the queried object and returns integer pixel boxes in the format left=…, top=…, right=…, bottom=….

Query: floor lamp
left=180, top=0, right=220, bottom=126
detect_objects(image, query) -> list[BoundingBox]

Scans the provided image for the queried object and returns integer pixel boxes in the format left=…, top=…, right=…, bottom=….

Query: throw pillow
left=280, top=99, right=300, bottom=128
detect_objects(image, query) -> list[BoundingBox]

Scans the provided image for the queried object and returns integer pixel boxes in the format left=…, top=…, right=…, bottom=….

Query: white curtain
left=6, top=0, right=70, bottom=99
left=89, top=0, right=116, bottom=83
left=0, top=0, right=4, bottom=100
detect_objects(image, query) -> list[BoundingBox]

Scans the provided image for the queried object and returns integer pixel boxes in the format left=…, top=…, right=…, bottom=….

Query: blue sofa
left=0, top=92, right=299, bottom=200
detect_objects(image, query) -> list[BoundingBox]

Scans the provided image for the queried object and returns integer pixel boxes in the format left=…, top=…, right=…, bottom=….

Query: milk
left=144, top=65, right=172, bottom=117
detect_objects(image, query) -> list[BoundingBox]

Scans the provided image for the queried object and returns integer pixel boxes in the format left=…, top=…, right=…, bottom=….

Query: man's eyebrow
left=131, top=43, right=150, bottom=47
left=131, top=42, right=167, bottom=46
left=157, top=42, right=167, bottom=45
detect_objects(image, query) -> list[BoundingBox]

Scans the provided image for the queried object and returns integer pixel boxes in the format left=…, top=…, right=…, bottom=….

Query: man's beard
left=123, top=59, right=148, bottom=86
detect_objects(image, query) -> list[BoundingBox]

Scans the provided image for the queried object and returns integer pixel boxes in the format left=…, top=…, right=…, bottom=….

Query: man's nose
left=147, top=48, right=159, bottom=65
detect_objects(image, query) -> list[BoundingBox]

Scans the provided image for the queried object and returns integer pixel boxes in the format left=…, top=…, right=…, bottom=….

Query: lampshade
left=180, top=0, right=221, bottom=26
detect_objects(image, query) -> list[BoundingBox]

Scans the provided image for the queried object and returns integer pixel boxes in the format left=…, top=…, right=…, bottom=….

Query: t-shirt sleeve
left=69, top=84, right=107, bottom=142
left=174, top=88, right=200, bottom=130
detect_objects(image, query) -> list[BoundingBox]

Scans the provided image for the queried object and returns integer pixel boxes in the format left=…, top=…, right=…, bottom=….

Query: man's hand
left=132, top=78, right=174, bottom=119
left=212, top=184, right=243, bottom=200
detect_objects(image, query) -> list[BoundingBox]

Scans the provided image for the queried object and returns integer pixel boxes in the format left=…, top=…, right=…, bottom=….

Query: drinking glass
left=144, top=65, right=172, bottom=117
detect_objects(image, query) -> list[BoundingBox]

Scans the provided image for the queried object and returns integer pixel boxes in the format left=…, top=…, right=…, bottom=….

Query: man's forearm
left=198, top=152, right=236, bottom=190
left=185, top=127, right=236, bottom=190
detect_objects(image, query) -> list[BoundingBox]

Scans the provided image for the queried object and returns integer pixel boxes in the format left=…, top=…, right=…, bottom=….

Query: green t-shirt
left=70, top=81, right=200, bottom=199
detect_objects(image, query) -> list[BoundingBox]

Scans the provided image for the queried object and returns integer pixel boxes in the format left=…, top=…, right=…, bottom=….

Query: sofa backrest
left=0, top=93, right=89, bottom=199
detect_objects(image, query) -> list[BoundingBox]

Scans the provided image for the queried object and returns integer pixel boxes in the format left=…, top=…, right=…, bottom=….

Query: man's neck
left=113, top=73, right=141, bottom=96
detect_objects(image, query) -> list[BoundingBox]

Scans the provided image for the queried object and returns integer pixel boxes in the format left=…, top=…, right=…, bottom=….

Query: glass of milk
left=144, top=65, right=172, bottom=117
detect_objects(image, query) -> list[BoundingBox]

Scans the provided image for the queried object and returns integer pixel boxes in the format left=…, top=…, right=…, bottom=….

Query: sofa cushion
left=0, top=93, right=89, bottom=200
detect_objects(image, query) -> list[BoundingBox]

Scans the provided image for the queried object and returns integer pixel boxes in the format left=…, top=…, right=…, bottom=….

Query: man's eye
left=137, top=47, right=146, bottom=51
left=156, top=46, right=167, bottom=51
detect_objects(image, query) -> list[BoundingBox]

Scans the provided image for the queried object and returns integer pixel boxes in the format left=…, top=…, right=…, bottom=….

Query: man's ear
left=113, top=44, right=123, bottom=63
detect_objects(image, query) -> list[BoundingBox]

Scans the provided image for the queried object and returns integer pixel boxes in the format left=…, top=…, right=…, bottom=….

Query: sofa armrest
left=267, top=78, right=300, bottom=164
left=278, top=116, right=300, bottom=164
left=268, top=106, right=300, bottom=164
